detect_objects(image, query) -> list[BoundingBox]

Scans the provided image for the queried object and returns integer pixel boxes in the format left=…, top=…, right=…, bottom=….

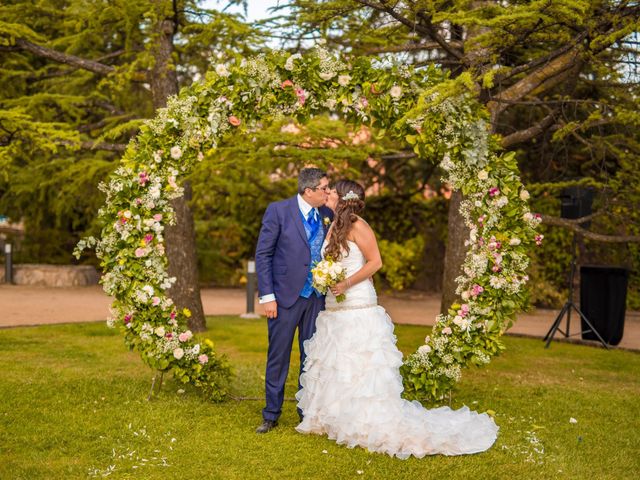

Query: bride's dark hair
left=324, top=180, right=365, bottom=261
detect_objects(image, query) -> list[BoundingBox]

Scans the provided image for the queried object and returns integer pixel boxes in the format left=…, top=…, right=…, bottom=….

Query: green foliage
left=378, top=235, right=426, bottom=291
left=189, top=115, right=383, bottom=285
left=0, top=0, right=263, bottom=263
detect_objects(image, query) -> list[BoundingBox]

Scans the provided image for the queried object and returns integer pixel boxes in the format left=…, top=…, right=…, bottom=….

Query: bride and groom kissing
left=254, top=167, right=498, bottom=459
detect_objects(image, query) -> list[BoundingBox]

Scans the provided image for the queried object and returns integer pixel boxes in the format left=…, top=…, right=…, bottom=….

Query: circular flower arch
left=76, top=46, right=540, bottom=402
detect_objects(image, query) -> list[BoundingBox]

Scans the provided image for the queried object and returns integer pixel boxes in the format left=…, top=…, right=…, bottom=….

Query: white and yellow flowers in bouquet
left=311, top=258, right=347, bottom=302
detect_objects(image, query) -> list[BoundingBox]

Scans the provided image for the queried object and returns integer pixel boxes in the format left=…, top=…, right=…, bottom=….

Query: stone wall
left=0, top=264, right=100, bottom=287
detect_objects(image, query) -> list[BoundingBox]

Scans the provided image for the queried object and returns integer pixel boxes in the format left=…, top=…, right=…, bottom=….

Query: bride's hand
left=331, top=280, right=349, bottom=296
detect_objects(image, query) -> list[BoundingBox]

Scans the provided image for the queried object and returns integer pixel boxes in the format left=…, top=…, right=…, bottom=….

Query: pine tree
left=0, top=0, right=262, bottom=331
left=271, top=0, right=640, bottom=311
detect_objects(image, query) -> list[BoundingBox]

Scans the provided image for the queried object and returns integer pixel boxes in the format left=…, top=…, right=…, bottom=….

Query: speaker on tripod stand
left=543, top=186, right=610, bottom=348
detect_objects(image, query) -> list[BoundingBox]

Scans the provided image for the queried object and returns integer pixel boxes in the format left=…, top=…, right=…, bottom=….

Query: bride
left=295, top=180, right=498, bottom=459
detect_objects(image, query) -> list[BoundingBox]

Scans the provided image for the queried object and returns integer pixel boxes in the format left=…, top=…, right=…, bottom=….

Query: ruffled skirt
left=295, top=305, right=498, bottom=459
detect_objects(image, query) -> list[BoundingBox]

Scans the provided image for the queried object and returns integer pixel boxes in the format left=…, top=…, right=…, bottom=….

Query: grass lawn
left=1, top=316, right=639, bottom=479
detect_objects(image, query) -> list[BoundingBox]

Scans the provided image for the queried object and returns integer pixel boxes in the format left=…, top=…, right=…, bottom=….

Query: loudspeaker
left=580, top=265, right=629, bottom=345
left=560, top=186, right=594, bottom=227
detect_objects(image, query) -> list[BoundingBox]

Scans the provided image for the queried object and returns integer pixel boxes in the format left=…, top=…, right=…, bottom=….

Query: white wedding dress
left=295, top=240, right=498, bottom=459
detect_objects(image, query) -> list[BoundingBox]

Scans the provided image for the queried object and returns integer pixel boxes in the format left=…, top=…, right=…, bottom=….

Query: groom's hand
left=263, top=300, right=278, bottom=319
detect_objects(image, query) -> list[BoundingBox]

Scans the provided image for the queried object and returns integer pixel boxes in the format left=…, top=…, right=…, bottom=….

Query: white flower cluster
left=311, top=259, right=347, bottom=294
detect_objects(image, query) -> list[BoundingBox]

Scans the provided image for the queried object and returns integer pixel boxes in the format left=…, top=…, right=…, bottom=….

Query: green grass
left=0, top=317, right=639, bottom=480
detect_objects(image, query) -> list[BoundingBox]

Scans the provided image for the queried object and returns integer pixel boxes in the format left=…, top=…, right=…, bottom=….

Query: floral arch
left=76, top=46, right=540, bottom=402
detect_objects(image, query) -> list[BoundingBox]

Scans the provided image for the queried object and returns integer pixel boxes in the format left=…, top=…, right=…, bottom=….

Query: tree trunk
left=150, top=1, right=206, bottom=332
left=440, top=190, right=468, bottom=315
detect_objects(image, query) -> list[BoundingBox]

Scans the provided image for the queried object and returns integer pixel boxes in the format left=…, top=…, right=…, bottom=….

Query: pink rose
left=123, top=314, right=132, bottom=324
left=165, top=332, right=173, bottom=339
left=489, top=187, right=500, bottom=197
left=442, top=327, right=452, bottom=335
left=228, top=115, right=241, bottom=126
left=152, top=297, right=161, bottom=306
left=178, top=330, right=193, bottom=342
left=471, top=284, right=484, bottom=297
left=170, top=311, right=176, bottom=319
left=535, top=234, right=544, bottom=246
left=139, top=171, right=149, bottom=186
left=295, top=87, right=306, bottom=105
left=281, top=79, right=294, bottom=88
left=153, top=214, right=163, bottom=221
left=198, top=354, right=209, bottom=364
left=134, top=247, right=146, bottom=258
left=144, top=234, right=154, bottom=244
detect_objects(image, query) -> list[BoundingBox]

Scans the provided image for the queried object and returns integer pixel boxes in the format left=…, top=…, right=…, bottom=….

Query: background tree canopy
left=1, top=0, right=639, bottom=308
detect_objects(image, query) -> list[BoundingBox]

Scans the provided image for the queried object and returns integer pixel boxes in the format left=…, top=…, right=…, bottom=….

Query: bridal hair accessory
left=342, top=190, right=360, bottom=201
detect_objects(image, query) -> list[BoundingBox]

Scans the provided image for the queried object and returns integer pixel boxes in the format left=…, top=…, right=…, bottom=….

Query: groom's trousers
left=263, top=294, right=324, bottom=422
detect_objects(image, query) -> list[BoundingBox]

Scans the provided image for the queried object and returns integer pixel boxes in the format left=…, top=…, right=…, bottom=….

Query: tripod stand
left=543, top=234, right=609, bottom=349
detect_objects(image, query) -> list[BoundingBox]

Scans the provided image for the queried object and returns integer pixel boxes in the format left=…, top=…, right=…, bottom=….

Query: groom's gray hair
left=298, top=167, right=327, bottom=194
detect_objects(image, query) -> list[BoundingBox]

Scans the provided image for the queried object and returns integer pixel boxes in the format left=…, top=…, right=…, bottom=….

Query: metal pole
left=240, top=259, right=260, bottom=319
left=4, top=243, right=12, bottom=284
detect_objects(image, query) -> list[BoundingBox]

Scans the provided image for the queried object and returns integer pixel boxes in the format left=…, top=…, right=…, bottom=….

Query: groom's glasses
left=310, top=185, right=330, bottom=192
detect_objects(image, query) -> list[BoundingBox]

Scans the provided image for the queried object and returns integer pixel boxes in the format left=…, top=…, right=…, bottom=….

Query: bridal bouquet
left=312, top=258, right=347, bottom=303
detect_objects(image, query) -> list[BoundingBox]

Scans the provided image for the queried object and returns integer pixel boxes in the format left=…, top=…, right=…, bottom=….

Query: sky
left=204, top=0, right=283, bottom=22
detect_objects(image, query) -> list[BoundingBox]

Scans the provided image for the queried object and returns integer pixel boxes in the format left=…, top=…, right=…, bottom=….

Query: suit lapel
left=289, top=197, right=309, bottom=245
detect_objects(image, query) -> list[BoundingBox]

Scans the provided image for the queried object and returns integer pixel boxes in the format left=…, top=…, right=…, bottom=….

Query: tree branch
left=14, top=38, right=115, bottom=76
left=487, top=48, right=581, bottom=122
left=353, top=0, right=464, bottom=60
left=363, top=40, right=463, bottom=55
left=60, top=140, right=127, bottom=152
left=540, top=214, right=640, bottom=243
left=501, top=111, right=558, bottom=148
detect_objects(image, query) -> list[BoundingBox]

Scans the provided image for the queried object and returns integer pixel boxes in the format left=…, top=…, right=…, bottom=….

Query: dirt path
left=1, top=285, right=638, bottom=350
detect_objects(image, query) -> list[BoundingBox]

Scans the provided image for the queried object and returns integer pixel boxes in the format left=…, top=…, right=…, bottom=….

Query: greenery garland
left=76, top=45, right=539, bottom=402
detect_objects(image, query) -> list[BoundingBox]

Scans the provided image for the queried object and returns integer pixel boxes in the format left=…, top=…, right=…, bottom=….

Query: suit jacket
left=255, top=196, right=333, bottom=309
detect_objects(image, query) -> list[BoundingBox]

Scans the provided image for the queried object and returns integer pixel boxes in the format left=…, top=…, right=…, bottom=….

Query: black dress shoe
left=298, top=413, right=304, bottom=423
left=256, top=419, right=278, bottom=434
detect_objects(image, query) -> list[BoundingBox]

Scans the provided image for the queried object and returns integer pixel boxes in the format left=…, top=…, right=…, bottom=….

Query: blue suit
left=255, top=196, right=333, bottom=421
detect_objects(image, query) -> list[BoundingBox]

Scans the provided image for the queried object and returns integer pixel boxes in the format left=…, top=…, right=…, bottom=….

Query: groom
left=254, top=167, right=333, bottom=434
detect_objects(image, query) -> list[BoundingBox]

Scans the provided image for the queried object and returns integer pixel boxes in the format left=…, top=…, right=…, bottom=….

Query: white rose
left=418, top=344, right=432, bottom=354
left=453, top=315, right=464, bottom=326
left=142, top=285, right=154, bottom=296
left=170, top=146, right=182, bottom=159
left=215, top=64, right=230, bottom=77
left=123, top=210, right=132, bottom=219
left=461, top=291, right=470, bottom=301
left=523, top=212, right=534, bottom=221
left=173, top=348, right=184, bottom=360
left=319, top=71, right=335, bottom=80
left=389, top=85, right=402, bottom=99
left=284, top=53, right=302, bottom=71
left=155, top=326, right=165, bottom=337
left=509, top=238, right=521, bottom=246
left=520, top=189, right=530, bottom=201
left=478, top=170, right=489, bottom=180
left=149, top=186, right=161, bottom=200
left=338, top=74, right=351, bottom=86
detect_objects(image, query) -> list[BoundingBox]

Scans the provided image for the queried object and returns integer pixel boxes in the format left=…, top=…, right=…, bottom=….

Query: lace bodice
left=322, top=240, right=377, bottom=309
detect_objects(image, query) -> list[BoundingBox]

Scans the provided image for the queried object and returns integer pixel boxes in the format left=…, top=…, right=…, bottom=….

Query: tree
left=0, top=0, right=262, bottom=331
left=270, top=0, right=640, bottom=312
